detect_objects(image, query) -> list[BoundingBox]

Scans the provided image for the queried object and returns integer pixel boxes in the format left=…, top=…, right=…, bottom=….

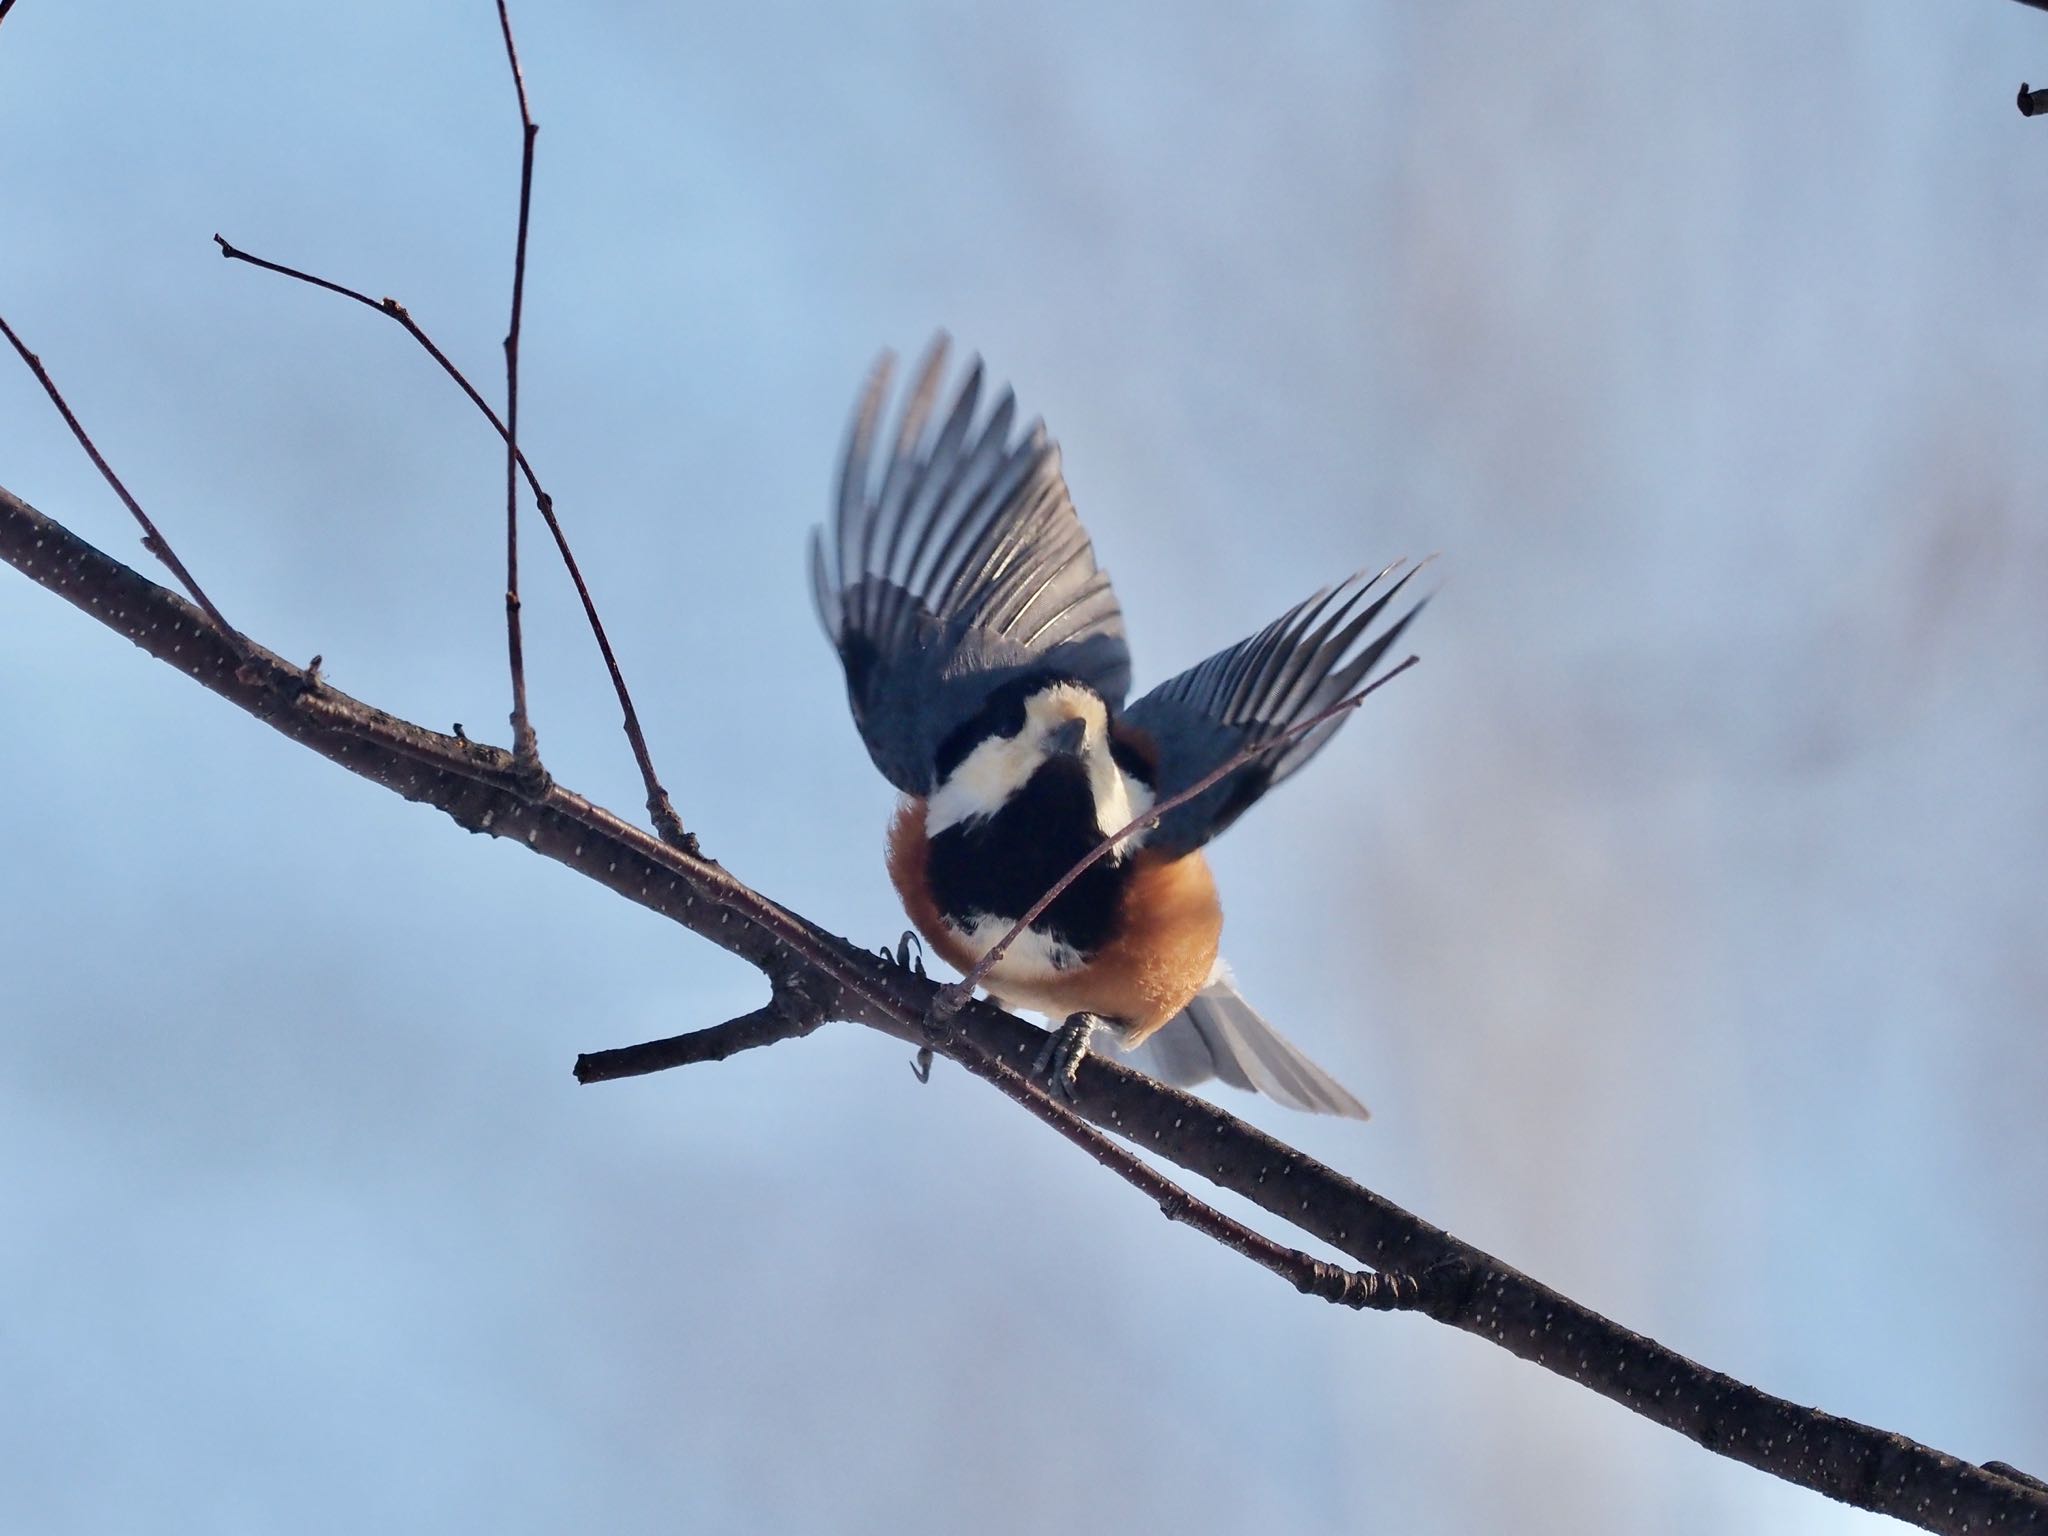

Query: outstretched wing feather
left=811, top=338, right=1131, bottom=794
left=1123, top=563, right=1426, bottom=854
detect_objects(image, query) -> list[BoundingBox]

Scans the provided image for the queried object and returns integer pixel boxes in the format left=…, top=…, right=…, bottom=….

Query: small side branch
left=0, top=315, right=243, bottom=650
left=495, top=0, right=542, bottom=773
left=2021, top=81, right=2048, bottom=116
left=575, top=993, right=827, bottom=1082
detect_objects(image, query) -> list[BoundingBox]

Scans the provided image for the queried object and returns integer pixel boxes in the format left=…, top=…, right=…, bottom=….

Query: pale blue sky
left=3, top=4, right=2045, bottom=1533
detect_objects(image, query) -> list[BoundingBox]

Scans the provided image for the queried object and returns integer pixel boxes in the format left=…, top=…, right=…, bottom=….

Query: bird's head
left=927, top=675, right=1152, bottom=844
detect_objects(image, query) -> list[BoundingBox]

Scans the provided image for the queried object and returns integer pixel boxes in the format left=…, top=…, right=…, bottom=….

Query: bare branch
left=4, top=478, right=2041, bottom=1534
left=212, top=234, right=692, bottom=849
left=495, top=0, right=542, bottom=773
left=939, top=653, right=1421, bottom=1010
left=2021, top=81, right=2048, bottom=116
left=575, top=993, right=828, bottom=1082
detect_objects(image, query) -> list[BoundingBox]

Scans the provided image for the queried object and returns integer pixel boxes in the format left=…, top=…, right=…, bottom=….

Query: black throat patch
left=926, top=755, right=1128, bottom=957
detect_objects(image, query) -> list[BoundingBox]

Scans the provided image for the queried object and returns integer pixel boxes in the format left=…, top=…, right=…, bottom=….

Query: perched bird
left=810, top=338, right=1423, bottom=1118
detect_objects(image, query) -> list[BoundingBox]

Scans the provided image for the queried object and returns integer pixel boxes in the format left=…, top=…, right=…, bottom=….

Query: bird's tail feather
left=1119, top=962, right=1368, bottom=1120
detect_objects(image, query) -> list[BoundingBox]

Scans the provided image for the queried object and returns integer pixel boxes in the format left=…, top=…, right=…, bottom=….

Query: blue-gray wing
left=1121, top=564, right=1426, bottom=856
left=809, top=337, right=1131, bottom=795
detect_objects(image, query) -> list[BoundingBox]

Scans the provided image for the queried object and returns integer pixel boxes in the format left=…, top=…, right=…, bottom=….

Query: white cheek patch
left=946, top=912, right=1084, bottom=980
left=1100, top=762, right=1154, bottom=852
left=926, top=733, right=1043, bottom=836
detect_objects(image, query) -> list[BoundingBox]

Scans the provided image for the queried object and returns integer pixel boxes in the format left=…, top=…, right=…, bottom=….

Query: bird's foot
left=876, top=931, right=939, bottom=1081
left=877, top=930, right=926, bottom=976
left=1030, top=1014, right=1099, bottom=1102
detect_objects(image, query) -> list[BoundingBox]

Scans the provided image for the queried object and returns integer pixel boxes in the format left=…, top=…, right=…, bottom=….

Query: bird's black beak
left=1045, top=717, right=1087, bottom=758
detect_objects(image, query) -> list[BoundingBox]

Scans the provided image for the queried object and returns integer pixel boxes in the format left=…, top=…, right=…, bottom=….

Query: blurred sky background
left=3, top=3, right=2045, bottom=1533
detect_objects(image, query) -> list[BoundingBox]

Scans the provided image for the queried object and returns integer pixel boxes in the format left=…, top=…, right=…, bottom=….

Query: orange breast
left=886, top=797, right=1221, bottom=1043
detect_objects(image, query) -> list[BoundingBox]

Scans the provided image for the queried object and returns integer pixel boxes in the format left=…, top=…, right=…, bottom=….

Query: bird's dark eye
left=988, top=690, right=1028, bottom=740
left=933, top=685, right=1026, bottom=781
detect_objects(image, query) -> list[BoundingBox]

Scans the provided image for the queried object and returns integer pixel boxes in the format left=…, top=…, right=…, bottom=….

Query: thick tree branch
left=3, top=478, right=2040, bottom=1534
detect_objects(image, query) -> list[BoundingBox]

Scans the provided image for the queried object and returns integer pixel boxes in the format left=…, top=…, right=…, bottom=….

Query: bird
left=809, top=337, right=1424, bottom=1118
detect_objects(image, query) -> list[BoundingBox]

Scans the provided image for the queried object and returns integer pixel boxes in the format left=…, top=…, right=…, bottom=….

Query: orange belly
left=886, top=797, right=1222, bottom=1043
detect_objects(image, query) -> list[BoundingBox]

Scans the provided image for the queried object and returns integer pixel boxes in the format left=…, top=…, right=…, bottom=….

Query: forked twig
left=209, top=242, right=691, bottom=847
left=0, top=314, right=243, bottom=651
left=494, top=0, right=542, bottom=773
left=937, top=653, right=1422, bottom=1010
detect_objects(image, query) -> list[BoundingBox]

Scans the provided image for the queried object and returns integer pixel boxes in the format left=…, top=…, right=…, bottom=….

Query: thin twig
left=495, top=0, right=541, bottom=773
left=0, top=314, right=243, bottom=649
left=212, top=235, right=692, bottom=848
left=939, top=653, right=1421, bottom=1009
